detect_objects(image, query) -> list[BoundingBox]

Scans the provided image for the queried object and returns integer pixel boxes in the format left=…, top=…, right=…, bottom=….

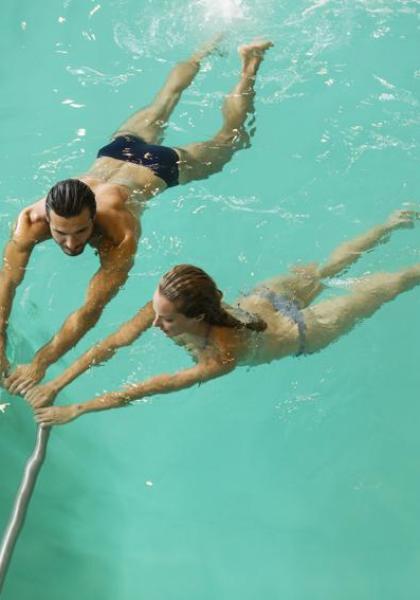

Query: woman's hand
left=33, top=391, right=130, bottom=426
left=25, top=382, right=58, bottom=408
left=34, top=405, right=79, bottom=426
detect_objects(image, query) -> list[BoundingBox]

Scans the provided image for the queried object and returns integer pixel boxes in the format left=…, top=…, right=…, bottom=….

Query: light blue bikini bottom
left=255, top=287, right=307, bottom=356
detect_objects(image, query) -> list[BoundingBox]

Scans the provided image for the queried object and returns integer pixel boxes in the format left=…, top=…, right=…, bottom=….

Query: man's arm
left=25, top=301, right=155, bottom=407
left=34, top=356, right=236, bottom=425
left=5, top=234, right=137, bottom=394
left=0, top=223, right=36, bottom=376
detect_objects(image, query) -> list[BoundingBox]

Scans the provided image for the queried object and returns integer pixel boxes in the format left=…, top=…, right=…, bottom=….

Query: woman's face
left=152, top=289, right=197, bottom=337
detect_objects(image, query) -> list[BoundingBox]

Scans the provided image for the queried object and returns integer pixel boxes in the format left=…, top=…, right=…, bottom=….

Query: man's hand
left=386, top=209, right=420, bottom=231
left=25, top=382, right=58, bottom=408
left=34, top=405, right=78, bottom=426
left=4, top=362, right=46, bottom=396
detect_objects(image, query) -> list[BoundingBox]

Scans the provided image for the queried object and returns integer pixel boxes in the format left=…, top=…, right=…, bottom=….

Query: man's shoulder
left=18, top=197, right=47, bottom=223
left=14, top=200, right=50, bottom=245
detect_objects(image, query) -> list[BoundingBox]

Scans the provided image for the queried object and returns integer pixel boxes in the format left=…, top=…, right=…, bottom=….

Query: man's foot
left=239, top=40, right=273, bottom=77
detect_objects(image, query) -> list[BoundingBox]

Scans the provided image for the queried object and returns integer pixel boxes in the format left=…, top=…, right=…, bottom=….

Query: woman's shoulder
left=207, top=322, right=251, bottom=364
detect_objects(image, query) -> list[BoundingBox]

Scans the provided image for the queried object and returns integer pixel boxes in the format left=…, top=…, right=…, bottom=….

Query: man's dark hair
left=45, top=179, right=96, bottom=219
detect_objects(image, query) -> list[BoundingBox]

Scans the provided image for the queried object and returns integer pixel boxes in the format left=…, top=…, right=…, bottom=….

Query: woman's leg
left=177, top=40, right=273, bottom=184
left=256, top=264, right=324, bottom=309
left=258, top=210, right=419, bottom=308
left=304, top=264, right=420, bottom=353
left=113, top=37, right=222, bottom=144
left=318, top=209, right=419, bottom=279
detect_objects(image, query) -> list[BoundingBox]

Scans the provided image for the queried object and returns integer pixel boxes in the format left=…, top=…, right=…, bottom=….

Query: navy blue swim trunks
left=97, top=134, right=179, bottom=187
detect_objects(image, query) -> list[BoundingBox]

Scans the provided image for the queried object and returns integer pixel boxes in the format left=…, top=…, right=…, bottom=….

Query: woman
left=27, top=209, right=419, bottom=425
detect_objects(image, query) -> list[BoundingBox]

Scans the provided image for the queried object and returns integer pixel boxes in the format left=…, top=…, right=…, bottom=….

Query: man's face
left=48, top=208, right=94, bottom=256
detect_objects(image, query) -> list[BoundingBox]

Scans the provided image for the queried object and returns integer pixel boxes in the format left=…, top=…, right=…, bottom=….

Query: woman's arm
left=26, top=302, right=155, bottom=408
left=34, top=356, right=235, bottom=425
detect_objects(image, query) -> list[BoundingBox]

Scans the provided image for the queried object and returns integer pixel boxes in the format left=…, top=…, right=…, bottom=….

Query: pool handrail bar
left=0, top=425, right=50, bottom=594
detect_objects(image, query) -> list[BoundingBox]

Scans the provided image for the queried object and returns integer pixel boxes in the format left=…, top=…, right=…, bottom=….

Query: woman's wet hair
left=159, top=264, right=267, bottom=332
left=46, top=179, right=96, bottom=219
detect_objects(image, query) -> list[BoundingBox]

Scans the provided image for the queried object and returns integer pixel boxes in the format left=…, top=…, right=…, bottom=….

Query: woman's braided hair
left=159, top=265, right=267, bottom=332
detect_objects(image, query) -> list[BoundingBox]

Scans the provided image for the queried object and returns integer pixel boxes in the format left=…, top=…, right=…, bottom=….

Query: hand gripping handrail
left=0, top=425, right=50, bottom=594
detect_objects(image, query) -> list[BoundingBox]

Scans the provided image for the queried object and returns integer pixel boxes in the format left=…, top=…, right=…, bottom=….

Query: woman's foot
left=191, top=33, right=225, bottom=64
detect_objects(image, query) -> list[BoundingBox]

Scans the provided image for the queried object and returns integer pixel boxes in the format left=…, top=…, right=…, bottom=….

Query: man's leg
left=114, top=36, right=222, bottom=145
left=304, top=264, right=420, bottom=353
left=177, top=40, right=273, bottom=183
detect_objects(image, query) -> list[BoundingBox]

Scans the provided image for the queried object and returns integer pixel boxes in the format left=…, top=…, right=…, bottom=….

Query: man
left=2, top=39, right=273, bottom=396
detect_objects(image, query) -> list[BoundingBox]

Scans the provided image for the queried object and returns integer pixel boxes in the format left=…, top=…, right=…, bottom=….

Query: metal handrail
left=0, top=425, right=50, bottom=594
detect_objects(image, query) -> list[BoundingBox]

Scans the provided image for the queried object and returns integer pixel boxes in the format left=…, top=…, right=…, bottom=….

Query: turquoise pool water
left=1, top=1, right=420, bottom=598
